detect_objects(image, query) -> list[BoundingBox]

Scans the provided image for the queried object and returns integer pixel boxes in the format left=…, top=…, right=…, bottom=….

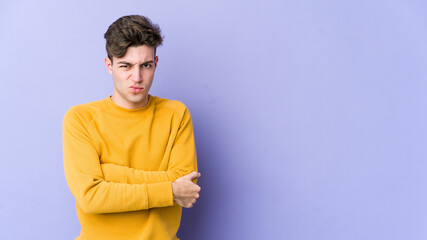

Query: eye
left=119, top=65, right=129, bottom=68
left=142, top=63, right=152, bottom=68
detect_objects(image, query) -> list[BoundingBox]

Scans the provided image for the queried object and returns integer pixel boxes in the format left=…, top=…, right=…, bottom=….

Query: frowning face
left=104, top=45, right=158, bottom=109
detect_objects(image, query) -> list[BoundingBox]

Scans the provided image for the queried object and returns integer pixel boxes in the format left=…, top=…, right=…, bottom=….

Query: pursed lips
left=129, top=86, right=144, bottom=93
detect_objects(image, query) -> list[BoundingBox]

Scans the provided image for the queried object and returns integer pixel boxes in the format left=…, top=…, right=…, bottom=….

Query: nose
left=130, top=67, right=143, bottom=82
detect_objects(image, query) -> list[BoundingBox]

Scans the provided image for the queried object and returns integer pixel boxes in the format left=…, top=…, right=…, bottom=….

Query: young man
left=63, top=15, right=201, bottom=240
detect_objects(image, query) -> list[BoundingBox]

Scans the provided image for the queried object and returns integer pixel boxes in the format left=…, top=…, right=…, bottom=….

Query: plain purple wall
left=1, top=0, right=427, bottom=239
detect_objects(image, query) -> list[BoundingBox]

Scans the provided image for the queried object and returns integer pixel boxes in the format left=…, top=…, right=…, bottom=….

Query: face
left=104, top=45, right=158, bottom=109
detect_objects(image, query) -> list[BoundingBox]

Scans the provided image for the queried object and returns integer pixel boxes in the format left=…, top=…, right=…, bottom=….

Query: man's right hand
left=171, top=172, right=201, bottom=208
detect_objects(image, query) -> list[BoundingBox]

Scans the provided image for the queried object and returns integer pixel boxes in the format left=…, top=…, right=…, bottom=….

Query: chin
left=127, top=94, right=147, bottom=103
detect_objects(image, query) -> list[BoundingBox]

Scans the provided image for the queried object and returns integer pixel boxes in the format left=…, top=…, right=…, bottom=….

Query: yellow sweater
left=62, top=95, right=198, bottom=240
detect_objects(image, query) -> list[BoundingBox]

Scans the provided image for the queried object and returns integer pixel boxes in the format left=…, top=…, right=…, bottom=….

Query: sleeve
left=62, top=108, right=174, bottom=214
left=100, top=164, right=172, bottom=184
left=168, top=107, right=199, bottom=184
left=100, top=106, right=198, bottom=185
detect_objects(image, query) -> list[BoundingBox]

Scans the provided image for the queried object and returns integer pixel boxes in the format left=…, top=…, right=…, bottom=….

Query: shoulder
left=151, top=96, right=194, bottom=126
left=152, top=96, right=190, bottom=115
left=63, top=99, right=105, bottom=126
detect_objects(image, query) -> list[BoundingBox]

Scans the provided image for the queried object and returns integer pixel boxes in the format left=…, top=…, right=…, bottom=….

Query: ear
left=104, top=57, right=113, bottom=75
left=154, top=56, right=159, bottom=67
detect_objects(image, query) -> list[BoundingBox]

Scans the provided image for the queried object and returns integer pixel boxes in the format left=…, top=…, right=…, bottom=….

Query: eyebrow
left=117, top=60, right=154, bottom=65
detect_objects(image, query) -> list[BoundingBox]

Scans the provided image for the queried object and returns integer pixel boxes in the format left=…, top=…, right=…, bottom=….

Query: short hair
left=104, top=15, right=163, bottom=62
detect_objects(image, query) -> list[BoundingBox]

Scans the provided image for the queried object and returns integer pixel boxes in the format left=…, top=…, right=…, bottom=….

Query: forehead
left=114, top=45, right=155, bottom=63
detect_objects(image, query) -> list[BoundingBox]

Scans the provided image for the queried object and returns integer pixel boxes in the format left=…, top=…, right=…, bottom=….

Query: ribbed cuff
left=147, top=182, right=174, bottom=208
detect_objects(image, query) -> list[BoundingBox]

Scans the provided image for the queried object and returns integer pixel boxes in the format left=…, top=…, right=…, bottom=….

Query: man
left=63, top=15, right=201, bottom=240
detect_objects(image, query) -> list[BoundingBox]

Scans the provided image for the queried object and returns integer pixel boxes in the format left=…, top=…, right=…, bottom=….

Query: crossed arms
left=63, top=106, right=201, bottom=214
left=101, top=163, right=201, bottom=208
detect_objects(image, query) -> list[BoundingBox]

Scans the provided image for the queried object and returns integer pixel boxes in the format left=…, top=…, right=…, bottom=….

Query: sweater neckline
left=104, top=94, right=154, bottom=113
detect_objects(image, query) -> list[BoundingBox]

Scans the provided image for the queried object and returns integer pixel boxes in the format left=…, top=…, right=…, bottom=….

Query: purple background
left=1, top=0, right=427, bottom=239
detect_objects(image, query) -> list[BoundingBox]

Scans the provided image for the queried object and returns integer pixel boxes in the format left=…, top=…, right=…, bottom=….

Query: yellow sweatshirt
left=62, top=95, right=198, bottom=240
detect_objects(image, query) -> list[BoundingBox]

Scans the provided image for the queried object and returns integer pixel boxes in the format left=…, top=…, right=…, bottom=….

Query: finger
left=184, top=172, right=200, bottom=180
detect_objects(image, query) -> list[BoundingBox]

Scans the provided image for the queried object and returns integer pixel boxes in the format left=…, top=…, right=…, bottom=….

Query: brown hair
left=104, top=15, right=163, bottom=62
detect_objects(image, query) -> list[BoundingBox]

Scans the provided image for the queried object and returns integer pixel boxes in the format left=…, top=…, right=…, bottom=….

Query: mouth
left=130, top=86, right=144, bottom=93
